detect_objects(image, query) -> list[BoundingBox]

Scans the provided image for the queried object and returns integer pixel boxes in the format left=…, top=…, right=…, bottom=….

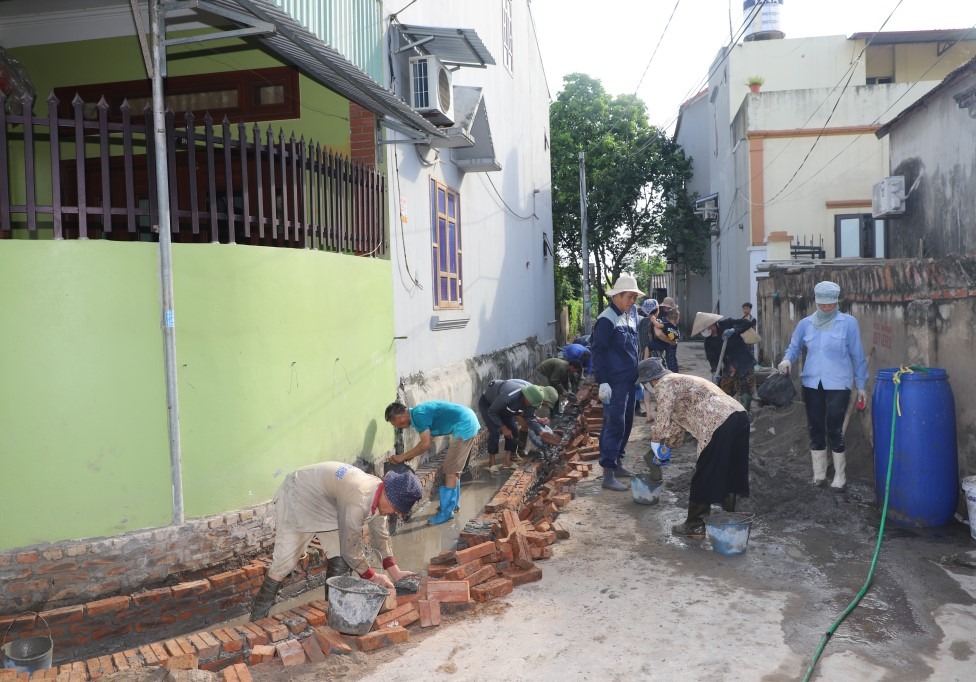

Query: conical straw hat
left=691, top=312, right=723, bottom=337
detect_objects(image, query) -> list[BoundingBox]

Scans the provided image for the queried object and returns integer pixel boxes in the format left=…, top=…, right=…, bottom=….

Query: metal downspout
left=150, top=1, right=184, bottom=524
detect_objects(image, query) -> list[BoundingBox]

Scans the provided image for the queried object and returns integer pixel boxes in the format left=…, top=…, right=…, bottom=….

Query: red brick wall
left=0, top=550, right=328, bottom=665
left=0, top=503, right=276, bottom=615
left=349, top=103, right=378, bottom=167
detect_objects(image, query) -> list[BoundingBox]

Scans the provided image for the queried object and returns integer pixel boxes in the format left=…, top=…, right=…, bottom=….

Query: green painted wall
left=173, top=244, right=396, bottom=517
left=0, top=241, right=395, bottom=549
left=0, top=241, right=172, bottom=547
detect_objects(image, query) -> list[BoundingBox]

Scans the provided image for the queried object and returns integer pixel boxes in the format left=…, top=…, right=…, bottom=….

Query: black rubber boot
left=249, top=576, right=282, bottom=621
left=722, top=493, right=737, bottom=512
left=324, top=556, right=350, bottom=601
left=671, top=502, right=710, bottom=538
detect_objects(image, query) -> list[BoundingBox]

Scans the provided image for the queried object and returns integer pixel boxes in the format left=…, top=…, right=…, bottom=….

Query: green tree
left=550, top=73, right=708, bottom=308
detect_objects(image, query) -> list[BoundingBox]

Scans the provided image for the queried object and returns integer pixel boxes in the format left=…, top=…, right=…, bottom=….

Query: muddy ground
left=122, top=342, right=976, bottom=681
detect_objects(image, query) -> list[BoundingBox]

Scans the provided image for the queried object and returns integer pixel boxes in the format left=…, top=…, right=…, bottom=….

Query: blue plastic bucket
left=704, top=512, right=753, bottom=555
left=872, top=368, right=958, bottom=527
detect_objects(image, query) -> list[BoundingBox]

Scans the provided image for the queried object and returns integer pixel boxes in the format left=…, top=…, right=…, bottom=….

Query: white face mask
left=701, top=329, right=712, bottom=338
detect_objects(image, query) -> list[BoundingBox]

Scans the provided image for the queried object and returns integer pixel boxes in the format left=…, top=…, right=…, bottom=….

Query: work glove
left=856, top=389, right=867, bottom=410
left=722, top=328, right=736, bottom=340
left=712, top=373, right=722, bottom=385
left=777, top=359, right=791, bottom=375
left=598, top=383, right=612, bottom=403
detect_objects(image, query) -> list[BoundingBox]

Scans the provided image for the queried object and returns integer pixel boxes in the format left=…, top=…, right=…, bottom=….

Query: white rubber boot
left=811, top=450, right=829, bottom=486
left=831, top=451, right=847, bottom=490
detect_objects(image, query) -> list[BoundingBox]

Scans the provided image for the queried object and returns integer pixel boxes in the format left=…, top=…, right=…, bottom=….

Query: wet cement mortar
left=111, top=343, right=976, bottom=681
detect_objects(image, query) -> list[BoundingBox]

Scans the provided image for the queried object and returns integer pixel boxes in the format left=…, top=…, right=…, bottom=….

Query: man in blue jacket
left=479, top=380, right=560, bottom=470
left=591, top=274, right=643, bottom=491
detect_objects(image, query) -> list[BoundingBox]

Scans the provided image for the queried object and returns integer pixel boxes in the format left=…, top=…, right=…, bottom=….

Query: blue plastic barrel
left=872, top=368, right=958, bottom=527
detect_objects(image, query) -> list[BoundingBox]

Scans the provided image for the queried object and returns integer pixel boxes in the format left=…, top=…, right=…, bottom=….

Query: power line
left=482, top=175, right=536, bottom=220
left=634, top=0, right=683, bottom=94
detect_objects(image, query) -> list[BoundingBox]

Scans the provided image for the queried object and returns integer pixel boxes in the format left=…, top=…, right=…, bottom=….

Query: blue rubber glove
left=653, top=444, right=672, bottom=466
left=722, top=328, right=735, bottom=339
left=712, top=373, right=722, bottom=385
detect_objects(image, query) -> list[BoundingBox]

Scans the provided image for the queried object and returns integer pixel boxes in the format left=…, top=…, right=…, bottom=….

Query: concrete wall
left=884, top=68, right=976, bottom=258
left=757, top=256, right=976, bottom=480
left=678, top=33, right=976, bottom=318
left=383, top=0, right=556, bottom=379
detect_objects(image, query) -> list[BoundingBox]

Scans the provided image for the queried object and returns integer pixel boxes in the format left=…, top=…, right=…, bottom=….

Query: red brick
left=379, top=590, right=398, bottom=612
left=275, top=639, right=306, bottom=667
left=39, top=604, right=84, bottom=625
left=163, top=653, right=198, bottom=670
left=213, top=628, right=244, bottom=653
left=122, top=649, right=143, bottom=669
left=85, top=657, right=104, bottom=680
left=248, top=642, right=276, bottom=664
left=150, top=642, right=169, bottom=663
left=132, top=587, right=172, bottom=606
left=552, top=521, right=570, bottom=540
left=220, top=665, right=241, bottom=682
left=253, top=617, right=289, bottom=642
left=372, top=602, right=417, bottom=630
left=293, top=605, right=327, bottom=626
left=300, top=635, right=328, bottom=663
left=355, top=626, right=408, bottom=652
left=530, top=545, right=553, bottom=560
left=471, top=577, right=514, bottom=602
left=509, top=530, right=534, bottom=570
left=137, top=644, right=159, bottom=665
left=429, top=551, right=456, bottom=565
left=427, top=564, right=451, bottom=578
left=171, top=579, right=211, bottom=598
left=110, top=652, right=129, bottom=671
left=442, top=559, right=483, bottom=581
left=16, top=550, right=38, bottom=564
left=505, top=565, right=543, bottom=586
left=464, top=565, right=498, bottom=588
left=236, top=622, right=269, bottom=647
left=86, top=595, right=130, bottom=617
left=525, top=530, right=557, bottom=547
left=189, top=632, right=220, bottom=659
left=417, top=600, right=441, bottom=628
left=454, top=541, right=498, bottom=564
left=272, top=611, right=309, bottom=635
left=425, top=580, right=470, bottom=603
left=308, top=599, right=330, bottom=613
left=229, top=662, right=253, bottom=682
left=209, top=569, right=246, bottom=589
left=312, top=626, right=352, bottom=654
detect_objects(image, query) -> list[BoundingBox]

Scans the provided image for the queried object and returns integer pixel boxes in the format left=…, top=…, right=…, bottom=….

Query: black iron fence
left=0, top=93, right=386, bottom=255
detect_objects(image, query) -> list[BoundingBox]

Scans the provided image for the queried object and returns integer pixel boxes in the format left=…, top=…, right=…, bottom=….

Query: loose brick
left=425, top=580, right=470, bottom=603
left=552, top=521, right=570, bottom=540
left=463, top=564, right=498, bottom=588
left=429, top=551, right=456, bottom=566
left=417, top=600, right=441, bottom=628
left=509, top=530, right=534, bottom=570
left=273, top=611, right=309, bottom=636
left=86, top=595, right=131, bottom=617
left=427, top=563, right=451, bottom=578
left=248, top=643, right=276, bottom=665
left=163, top=654, right=199, bottom=670
left=312, top=626, right=352, bottom=654
left=300, top=635, right=329, bottom=663
left=524, top=530, right=557, bottom=547
left=551, top=493, right=572, bottom=507
left=275, top=639, right=306, bottom=667
left=372, top=602, right=418, bottom=630
left=505, top=565, right=544, bottom=586
left=189, top=632, right=220, bottom=660
left=442, top=559, right=483, bottom=581
left=253, top=617, right=289, bottom=642
left=471, top=577, right=514, bottom=602
left=292, top=605, right=327, bottom=627
left=220, top=664, right=241, bottom=682
left=454, top=541, right=498, bottom=564
left=379, top=590, right=398, bottom=613
left=355, top=626, right=408, bottom=652
left=530, top=545, right=553, bottom=560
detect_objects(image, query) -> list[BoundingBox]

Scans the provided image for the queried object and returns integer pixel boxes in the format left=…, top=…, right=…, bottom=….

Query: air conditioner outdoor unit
left=872, top=176, right=905, bottom=219
left=409, top=55, right=454, bottom=126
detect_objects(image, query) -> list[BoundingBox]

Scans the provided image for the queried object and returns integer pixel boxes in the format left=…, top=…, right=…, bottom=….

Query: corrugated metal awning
left=395, top=24, right=495, bottom=68
left=205, top=0, right=444, bottom=140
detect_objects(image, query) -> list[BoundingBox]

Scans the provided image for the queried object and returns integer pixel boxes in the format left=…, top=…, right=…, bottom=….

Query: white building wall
left=382, top=1, right=554, bottom=388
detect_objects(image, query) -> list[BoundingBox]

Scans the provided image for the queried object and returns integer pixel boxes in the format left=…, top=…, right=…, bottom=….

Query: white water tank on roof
left=743, top=0, right=785, bottom=42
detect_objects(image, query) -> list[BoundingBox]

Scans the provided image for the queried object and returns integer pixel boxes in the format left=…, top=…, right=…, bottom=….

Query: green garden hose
left=801, top=366, right=926, bottom=682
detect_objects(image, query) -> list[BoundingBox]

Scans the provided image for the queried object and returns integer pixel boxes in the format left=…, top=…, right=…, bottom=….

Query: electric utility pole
left=579, top=152, right=592, bottom=335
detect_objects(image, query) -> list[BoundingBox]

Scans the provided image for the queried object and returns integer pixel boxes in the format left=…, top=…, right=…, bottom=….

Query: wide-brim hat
left=606, top=274, right=645, bottom=297
left=637, top=357, right=671, bottom=384
left=691, top=312, right=723, bottom=337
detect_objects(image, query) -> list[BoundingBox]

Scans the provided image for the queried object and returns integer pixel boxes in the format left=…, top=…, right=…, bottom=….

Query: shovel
left=712, top=337, right=729, bottom=384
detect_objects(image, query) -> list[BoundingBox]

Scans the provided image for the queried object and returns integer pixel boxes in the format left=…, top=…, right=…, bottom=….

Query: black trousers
left=802, top=384, right=851, bottom=452
left=689, top=411, right=750, bottom=504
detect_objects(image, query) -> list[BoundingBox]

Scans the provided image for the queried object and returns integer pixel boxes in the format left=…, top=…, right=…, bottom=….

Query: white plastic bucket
left=961, top=476, right=976, bottom=541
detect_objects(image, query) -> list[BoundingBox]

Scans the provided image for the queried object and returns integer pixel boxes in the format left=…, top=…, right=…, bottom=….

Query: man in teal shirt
left=385, top=401, right=481, bottom=525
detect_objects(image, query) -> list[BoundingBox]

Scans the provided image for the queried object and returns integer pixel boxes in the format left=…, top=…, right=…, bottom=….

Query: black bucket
left=2, top=613, right=53, bottom=673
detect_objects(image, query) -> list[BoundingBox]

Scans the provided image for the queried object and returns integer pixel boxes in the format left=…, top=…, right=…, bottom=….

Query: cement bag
left=757, top=373, right=796, bottom=407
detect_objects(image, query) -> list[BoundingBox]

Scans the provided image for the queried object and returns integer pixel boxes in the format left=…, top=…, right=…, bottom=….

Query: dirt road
left=249, top=342, right=976, bottom=681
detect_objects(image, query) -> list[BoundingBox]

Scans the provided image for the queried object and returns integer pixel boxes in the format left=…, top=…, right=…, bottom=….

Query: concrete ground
left=249, top=342, right=976, bottom=682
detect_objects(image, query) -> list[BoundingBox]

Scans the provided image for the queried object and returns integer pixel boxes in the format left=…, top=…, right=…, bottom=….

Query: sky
left=530, top=0, right=976, bottom=132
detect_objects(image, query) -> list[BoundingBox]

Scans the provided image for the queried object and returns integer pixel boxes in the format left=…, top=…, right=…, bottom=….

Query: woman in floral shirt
left=637, top=358, right=750, bottom=538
